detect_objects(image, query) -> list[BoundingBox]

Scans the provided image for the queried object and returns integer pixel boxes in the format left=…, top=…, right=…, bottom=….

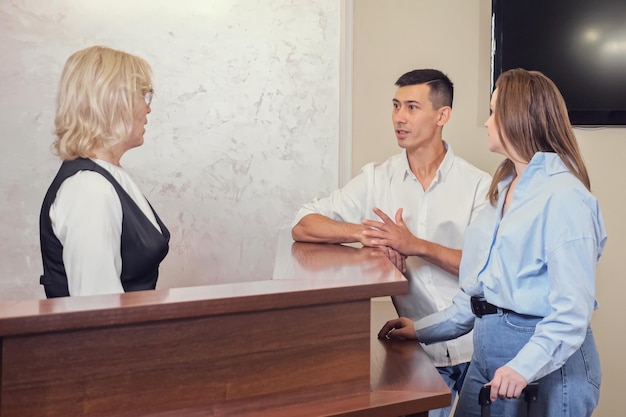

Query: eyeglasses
left=143, top=91, right=154, bottom=106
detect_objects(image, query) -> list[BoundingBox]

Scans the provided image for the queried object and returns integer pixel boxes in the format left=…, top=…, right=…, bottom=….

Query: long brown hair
left=487, top=68, right=590, bottom=205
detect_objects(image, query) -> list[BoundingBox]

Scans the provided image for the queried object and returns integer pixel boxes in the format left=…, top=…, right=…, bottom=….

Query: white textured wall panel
left=0, top=0, right=340, bottom=300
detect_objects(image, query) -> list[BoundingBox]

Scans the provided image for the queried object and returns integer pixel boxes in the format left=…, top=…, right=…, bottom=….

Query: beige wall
left=353, top=1, right=625, bottom=416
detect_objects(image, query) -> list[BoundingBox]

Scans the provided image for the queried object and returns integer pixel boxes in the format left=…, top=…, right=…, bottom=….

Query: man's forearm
left=291, top=214, right=366, bottom=244
left=410, top=239, right=461, bottom=277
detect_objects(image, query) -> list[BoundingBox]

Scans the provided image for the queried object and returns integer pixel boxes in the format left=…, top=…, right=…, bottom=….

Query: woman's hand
left=377, top=317, right=417, bottom=340
left=487, top=365, right=528, bottom=402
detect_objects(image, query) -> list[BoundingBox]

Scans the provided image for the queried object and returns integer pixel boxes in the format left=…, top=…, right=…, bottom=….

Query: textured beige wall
left=353, top=1, right=625, bottom=416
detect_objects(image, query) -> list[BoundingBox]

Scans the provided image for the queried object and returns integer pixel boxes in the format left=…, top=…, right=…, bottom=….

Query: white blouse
left=49, top=159, right=161, bottom=296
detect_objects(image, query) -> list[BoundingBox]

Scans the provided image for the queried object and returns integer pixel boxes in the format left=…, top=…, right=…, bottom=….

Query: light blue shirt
left=415, top=152, right=607, bottom=382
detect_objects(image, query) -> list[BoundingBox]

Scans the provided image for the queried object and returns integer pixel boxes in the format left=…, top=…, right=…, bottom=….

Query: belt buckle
left=470, top=296, right=485, bottom=318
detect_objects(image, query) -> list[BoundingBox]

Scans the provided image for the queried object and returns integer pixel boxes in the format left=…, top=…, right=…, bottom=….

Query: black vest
left=39, top=158, right=170, bottom=298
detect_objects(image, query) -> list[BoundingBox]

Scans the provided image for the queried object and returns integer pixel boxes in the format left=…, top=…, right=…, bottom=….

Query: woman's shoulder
left=56, top=170, right=118, bottom=203
left=542, top=176, right=603, bottom=235
left=50, top=170, right=122, bottom=227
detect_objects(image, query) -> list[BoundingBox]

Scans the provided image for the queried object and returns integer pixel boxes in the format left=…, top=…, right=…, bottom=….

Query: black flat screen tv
left=491, top=0, right=626, bottom=126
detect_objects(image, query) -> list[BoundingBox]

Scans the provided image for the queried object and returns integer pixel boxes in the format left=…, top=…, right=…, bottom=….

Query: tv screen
left=491, top=0, right=626, bottom=126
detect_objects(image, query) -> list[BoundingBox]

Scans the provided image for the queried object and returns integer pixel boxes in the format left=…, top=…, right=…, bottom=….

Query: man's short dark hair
left=395, top=69, right=454, bottom=109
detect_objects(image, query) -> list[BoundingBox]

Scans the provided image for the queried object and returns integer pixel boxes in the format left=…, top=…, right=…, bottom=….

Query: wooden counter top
left=0, top=234, right=449, bottom=416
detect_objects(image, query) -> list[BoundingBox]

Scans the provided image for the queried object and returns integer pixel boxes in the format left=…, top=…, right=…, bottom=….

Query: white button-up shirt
left=293, top=143, right=491, bottom=366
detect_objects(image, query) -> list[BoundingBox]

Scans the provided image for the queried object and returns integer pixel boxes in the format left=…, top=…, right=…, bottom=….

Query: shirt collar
left=497, top=152, right=569, bottom=197
left=438, top=141, right=455, bottom=178
left=522, top=152, right=569, bottom=182
left=539, top=152, right=570, bottom=175
left=401, top=140, right=454, bottom=182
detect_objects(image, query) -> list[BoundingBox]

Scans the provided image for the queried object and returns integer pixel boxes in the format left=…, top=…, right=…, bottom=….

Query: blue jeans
left=428, top=362, right=469, bottom=417
left=453, top=311, right=601, bottom=417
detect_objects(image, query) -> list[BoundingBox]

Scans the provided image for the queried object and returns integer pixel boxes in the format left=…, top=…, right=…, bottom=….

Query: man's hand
left=487, top=366, right=528, bottom=402
left=362, top=208, right=421, bottom=255
left=362, top=207, right=462, bottom=276
left=374, top=246, right=407, bottom=273
left=377, top=317, right=417, bottom=340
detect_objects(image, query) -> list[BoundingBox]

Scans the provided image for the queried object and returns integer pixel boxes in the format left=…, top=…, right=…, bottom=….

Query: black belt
left=470, top=296, right=511, bottom=318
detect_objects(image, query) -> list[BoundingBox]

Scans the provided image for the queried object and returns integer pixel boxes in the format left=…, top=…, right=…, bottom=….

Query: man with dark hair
left=395, top=69, right=454, bottom=108
left=292, top=69, right=491, bottom=417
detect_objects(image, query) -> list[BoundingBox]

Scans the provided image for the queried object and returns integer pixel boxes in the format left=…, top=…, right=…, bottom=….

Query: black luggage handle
left=479, top=383, right=539, bottom=417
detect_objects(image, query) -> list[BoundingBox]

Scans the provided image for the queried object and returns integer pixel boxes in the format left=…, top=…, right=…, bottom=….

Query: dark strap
left=478, top=383, right=539, bottom=417
left=470, top=296, right=512, bottom=317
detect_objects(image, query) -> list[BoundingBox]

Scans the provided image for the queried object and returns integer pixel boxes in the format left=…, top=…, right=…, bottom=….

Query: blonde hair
left=487, top=68, right=590, bottom=205
left=53, top=45, right=153, bottom=160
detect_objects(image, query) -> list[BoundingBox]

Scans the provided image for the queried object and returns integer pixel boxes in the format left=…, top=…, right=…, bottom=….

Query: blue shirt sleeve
left=413, top=291, right=475, bottom=344
left=507, top=235, right=602, bottom=381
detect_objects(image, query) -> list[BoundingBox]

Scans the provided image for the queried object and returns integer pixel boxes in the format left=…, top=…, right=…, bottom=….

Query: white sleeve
left=50, top=171, right=125, bottom=296
left=291, top=163, right=375, bottom=227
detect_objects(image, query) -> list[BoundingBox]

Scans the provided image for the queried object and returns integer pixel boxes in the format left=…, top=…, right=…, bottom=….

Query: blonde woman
left=39, top=46, right=170, bottom=297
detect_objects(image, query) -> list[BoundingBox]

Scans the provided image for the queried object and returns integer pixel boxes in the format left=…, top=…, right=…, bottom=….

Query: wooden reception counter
left=0, top=236, right=450, bottom=416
